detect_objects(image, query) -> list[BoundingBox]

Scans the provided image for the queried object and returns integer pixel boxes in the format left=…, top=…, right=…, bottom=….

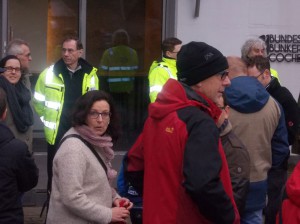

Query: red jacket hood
left=148, top=79, right=222, bottom=123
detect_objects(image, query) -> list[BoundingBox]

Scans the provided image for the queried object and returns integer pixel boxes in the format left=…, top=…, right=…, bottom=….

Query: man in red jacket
left=125, top=42, right=240, bottom=223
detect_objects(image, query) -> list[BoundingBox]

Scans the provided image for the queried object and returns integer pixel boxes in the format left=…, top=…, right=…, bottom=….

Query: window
left=6, top=0, right=162, bottom=150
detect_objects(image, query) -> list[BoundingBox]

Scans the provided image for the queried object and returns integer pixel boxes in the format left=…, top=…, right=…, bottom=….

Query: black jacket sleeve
left=15, top=144, right=39, bottom=192
left=180, top=108, right=236, bottom=224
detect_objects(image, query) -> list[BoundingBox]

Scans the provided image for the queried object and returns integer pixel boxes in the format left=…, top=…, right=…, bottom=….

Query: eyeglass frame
left=61, top=48, right=79, bottom=54
left=4, top=66, right=21, bottom=73
left=255, top=69, right=266, bottom=79
left=217, top=70, right=229, bottom=80
left=88, top=111, right=111, bottom=120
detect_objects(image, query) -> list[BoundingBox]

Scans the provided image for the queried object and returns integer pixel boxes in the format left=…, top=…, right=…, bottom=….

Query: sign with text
left=261, top=34, right=300, bottom=63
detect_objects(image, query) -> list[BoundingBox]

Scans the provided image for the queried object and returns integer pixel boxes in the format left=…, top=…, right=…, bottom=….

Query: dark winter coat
left=220, top=121, right=250, bottom=215
left=0, top=122, right=39, bottom=224
left=266, top=77, right=299, bottom=145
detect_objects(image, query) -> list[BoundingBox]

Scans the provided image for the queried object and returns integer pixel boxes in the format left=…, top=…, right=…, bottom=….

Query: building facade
left=1, top=0, right=299, bottom=151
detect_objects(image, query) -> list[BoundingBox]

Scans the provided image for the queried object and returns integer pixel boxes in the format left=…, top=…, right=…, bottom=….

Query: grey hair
left=5, top=39, right=29, bottom=56
left=241, top=38, right=267, bottom=61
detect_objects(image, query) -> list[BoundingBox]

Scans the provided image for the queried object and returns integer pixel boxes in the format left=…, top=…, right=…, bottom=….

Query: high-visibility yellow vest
left=270, top=68, right=280, bottom=82
left=148, top=57, right=177, bottom=103
left=33, top=64, right=99, bottom=145
left=99, top=45, right=138, bottom=93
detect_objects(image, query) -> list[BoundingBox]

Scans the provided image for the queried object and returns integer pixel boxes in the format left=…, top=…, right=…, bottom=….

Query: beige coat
left=47, top=128, right=120, bottom=224
left=229, top=97, right=281, bottom=182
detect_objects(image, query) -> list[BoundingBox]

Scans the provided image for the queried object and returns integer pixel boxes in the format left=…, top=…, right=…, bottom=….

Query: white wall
left=175, top=0, right=300, bottom=100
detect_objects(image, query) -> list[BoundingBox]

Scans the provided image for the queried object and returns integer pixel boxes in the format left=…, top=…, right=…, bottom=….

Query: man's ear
left=165, top=50, right=172, bottom=58
left=191, top=82, right=202, bottom=92
left=224, top=105, right=230, bottom=117
left=78, top=49, right=84, bottom=57
left=265, top=69, right=272, bottom=78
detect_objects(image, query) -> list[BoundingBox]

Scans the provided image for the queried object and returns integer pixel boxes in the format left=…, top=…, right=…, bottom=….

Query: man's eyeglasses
left=218, top=70, right=229, bottom=80
left=89, top=111, right=111, bottom=120
left=4, top=66, right=21, bottom=73
left=255, top=70, right=265, bottom=79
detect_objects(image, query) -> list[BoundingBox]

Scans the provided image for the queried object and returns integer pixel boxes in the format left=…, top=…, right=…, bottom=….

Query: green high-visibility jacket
left=99, top=45, right=138, bottom=93
left=33, top=61, right=99, bottom=145
left=148, top=57, right=177, bottom=103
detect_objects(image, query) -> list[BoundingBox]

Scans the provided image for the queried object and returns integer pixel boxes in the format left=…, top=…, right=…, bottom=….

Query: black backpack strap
left=59, top=134, right=108, bottom=175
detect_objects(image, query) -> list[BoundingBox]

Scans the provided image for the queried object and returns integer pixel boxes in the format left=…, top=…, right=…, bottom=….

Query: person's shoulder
left=0, top=124, right=26, bottom=155
left=1, top=138, right=29, bottom=158
left=278, top=86, right=296, bottom=100
left=149, top=60, right=170, bottom=74
left=226, top=130, right=248, bottom=151
left=78, top=58, right=94, bottom=73
left=38, top=63, right=56, bottom=78
left=52, top=59, right=68, bottom=75
left=58, top=129, right=88, bottom=152
left=178, top=105, right=215, bottom=125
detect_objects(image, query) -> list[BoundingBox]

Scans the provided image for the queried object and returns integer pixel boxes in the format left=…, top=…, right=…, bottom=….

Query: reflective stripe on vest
left=149, top=85, right=162, bottom=93
left=149, top=64, right=176, bottom=94
left=100, top=65, right=138, bottom=72
left=89, top=76, right=96, bottom=90
left=107, top=77, right=134, bottom=83
left=44, top=120, right=56, bottom=130
left=34, top=92, right=45, bottom=102
left=39, top=116, right=56, bottom=130
left=45, top=65, right=64, bottom=88
left=45, top=101, right=61, bottom=110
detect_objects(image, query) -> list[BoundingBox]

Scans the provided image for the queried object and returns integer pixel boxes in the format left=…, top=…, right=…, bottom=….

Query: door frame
left=1, top=0, right=8, bottom=58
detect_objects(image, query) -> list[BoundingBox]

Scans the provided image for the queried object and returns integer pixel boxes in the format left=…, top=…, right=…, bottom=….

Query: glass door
left=86, top=0, right=162, bottom=150
left=6, top=0, right=163, bottom=150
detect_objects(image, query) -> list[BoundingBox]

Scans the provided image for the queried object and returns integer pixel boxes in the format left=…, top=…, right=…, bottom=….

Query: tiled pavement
left=24, top=207, right=46, bottom=224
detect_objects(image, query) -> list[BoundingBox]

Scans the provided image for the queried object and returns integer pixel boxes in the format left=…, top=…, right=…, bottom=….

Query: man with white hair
left=6, top=39, right=32, bottom=89
left=241, top=37, right=280, bottom=81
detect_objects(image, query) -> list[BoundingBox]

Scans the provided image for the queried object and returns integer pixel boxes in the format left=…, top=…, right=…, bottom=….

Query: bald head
left=226, top=56, right=247, bottom=80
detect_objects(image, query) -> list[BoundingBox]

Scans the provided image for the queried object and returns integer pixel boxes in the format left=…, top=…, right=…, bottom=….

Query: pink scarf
left=74, top=125, right=117, bottom=182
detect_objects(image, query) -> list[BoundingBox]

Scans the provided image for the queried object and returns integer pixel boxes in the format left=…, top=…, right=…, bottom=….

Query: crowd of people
left=0, top=34, right=299, bottom=224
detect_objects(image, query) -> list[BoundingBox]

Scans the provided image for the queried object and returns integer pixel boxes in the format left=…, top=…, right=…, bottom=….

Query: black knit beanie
left=177, top=42, right=228, bottom=86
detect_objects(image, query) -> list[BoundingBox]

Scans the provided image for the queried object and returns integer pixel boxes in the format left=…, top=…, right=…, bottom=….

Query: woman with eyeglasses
left=46, top=90, right=133, bottom=224
left=0, top=55, right=34, bottom=151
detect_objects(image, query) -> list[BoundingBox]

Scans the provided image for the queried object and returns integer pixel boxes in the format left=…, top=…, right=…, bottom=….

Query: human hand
left=113, top=198, right=133, bottom=210
left=111, top=207, right=130, bottom=223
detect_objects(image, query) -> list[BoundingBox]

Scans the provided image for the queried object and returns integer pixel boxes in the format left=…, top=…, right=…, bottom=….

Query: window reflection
left=86, top=0, right=162, bottom=150
left=47, top=0, right=79, bottom=65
